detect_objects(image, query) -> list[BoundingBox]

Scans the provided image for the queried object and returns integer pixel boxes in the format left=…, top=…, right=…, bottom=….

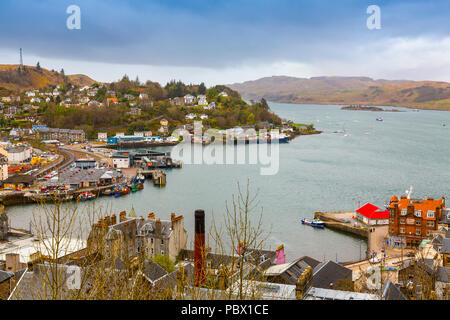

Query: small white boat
left=301, top=218, right=325, bottom=228
left=376, top=117, right=383, bottom=122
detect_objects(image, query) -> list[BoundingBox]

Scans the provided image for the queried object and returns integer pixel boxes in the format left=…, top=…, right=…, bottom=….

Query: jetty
left=314, top=211, right=368, bottom=238
left=140, top=169, right=166, bottom=186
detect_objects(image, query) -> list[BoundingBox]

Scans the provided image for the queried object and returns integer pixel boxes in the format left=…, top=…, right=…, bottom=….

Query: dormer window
left=401, top=209, right=407, bottom=216
left=427, top=210, right=435, bottom=219
left=414, top=210, right=422, bottom=218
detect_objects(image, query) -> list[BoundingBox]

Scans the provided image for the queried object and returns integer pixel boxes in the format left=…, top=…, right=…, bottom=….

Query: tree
left=198, top=82, right=206, bottom=95
left=260, top=98, right=269, bottom=110
left=152, top=255, right=176, bottom=273
left=247, top=113, right=255, bottom=125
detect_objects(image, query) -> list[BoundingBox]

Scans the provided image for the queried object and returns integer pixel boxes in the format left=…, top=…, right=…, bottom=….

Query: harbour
left=3, top=103, right=450, bottom=263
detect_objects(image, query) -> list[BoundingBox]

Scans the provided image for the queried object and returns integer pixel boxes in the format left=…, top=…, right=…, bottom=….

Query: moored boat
left=78, top=192, right=96, bottom=201
left=301, top=218, right=325, bottom=228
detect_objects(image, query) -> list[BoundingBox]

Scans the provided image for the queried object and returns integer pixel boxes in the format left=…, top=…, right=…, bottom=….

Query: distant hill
left=229, top=76, right=450, bottom=110
left=0, top=64, right=97, bottom=93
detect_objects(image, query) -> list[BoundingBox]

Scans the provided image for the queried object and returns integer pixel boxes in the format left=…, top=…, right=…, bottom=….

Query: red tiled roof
left=357, top=203, right=389, bottom=219
left=390, top=197, right=443, bottom=220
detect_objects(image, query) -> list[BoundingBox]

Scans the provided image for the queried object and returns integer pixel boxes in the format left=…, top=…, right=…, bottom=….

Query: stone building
left=36, top=128, right=85, bottom=143
left=88, top=211, right=187, bottom=262
left=388, top=195, right=446, bottom=249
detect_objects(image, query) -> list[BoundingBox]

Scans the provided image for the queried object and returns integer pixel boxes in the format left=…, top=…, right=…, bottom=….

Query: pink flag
left=276, top=244, right=286, bottom=265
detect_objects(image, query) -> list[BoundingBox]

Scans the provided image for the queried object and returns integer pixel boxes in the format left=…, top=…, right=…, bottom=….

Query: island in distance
left=341, top=105, right=404, bottom=112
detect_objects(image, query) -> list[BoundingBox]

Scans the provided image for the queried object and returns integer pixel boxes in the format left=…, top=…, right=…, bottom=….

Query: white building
left=197, top=95, right=208, bottom=106
left=184, top=94, right=195, bottom=105
left=204, top=102, right=218, bottom=110
left=5, top=145, right=32, bottom=163
left=112, top=155, right=130, bottom=169
left=185, top=113, right=197, bottom=120
left=0, top=155, right=8, bottom=181
left=98, top=132, right=107, bottom=140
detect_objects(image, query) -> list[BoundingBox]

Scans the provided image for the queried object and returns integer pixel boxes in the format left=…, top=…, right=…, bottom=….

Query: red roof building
left=356, top=203, right=389, bottom=226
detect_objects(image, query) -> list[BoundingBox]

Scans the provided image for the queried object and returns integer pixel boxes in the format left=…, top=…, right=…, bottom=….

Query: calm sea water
left=6, top=103, right=450, bottom=263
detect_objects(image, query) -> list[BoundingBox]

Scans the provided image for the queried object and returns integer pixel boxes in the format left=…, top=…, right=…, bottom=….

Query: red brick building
left=388, top=195, right=445, bottom=249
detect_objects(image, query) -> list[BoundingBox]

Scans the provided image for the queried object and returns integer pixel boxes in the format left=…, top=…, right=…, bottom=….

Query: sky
left=1, top=0, right=450, bottom=85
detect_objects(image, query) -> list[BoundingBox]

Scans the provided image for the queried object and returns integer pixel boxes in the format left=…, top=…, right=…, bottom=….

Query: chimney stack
left=148, top=212, right=155, bottom=219
left=194, top=209, right=206, bottom=287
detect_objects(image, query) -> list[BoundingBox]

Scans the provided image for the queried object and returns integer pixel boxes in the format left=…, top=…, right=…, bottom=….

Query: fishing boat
left=301, top=218, right=325, bottom=228
left=103, top=189, right=114, bottom=196
left=78, top=192, right=96, bottom=201
left=131, top=183, right=144, bottom=192
left=113, top=184, right=130, bottom=197
left=376, top=117, right=383, bottom=122
left=137, top=173, right=145, bottom=183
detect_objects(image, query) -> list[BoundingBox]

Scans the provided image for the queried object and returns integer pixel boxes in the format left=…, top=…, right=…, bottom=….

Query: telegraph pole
left=19, top=48, right=24, bottom=71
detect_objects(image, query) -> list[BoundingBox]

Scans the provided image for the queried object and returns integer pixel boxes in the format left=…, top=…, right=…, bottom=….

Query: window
left=161, top=239, right=164, bottom=245
left=401, top=209, right=407, bottom=216
left=427, top=221, right=434, bottom=227
left=426, top=230, right=432, bottom=236
left=161, top=249, right=165, bottom=255
left=400, top=219, right=406, bottom=225
left=400, top=227, right=405, bottom=234
left=414, top=210, right=422, bottom=217
left=415, top=220, right=421, bottom=226
left=427, top=210, right=435, bottom=218
left=416, top=229, right=421, bottom=236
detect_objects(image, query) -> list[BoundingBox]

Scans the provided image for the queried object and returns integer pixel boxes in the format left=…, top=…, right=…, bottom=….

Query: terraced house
left=388, top=195, right=445, bottom=249
left=36, top=127, right=85, bottom=143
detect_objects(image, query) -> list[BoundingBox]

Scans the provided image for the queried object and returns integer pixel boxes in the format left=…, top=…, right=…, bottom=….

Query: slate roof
left=46, top=168, right=121, bottom=186
left=264, top=256, right=322, bottom=285
left=443, top=238, right=450, bottom=254
left=0, top=270, right=14, bottom=283
left=142, top=260, right=168, bottom=283
left=312, top=261, right=352, bottom=289
left=382, top=279, right=408, bottom=300
left=436, top=267, right=450, bottom=283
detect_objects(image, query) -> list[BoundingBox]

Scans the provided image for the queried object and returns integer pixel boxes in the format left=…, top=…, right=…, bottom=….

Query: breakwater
left=314, top=211, right=368, bottom=238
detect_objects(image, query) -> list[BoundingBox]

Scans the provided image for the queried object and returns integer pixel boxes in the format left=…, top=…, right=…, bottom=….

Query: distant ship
left=376, top=117, right=384, bottom=122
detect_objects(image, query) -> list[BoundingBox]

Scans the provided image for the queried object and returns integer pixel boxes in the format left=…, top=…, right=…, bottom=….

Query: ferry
left=301, top=218, right=325, bottom=228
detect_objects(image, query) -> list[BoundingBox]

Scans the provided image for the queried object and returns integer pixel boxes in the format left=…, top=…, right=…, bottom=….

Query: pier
left=314, top=211, right=368, bottom=238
